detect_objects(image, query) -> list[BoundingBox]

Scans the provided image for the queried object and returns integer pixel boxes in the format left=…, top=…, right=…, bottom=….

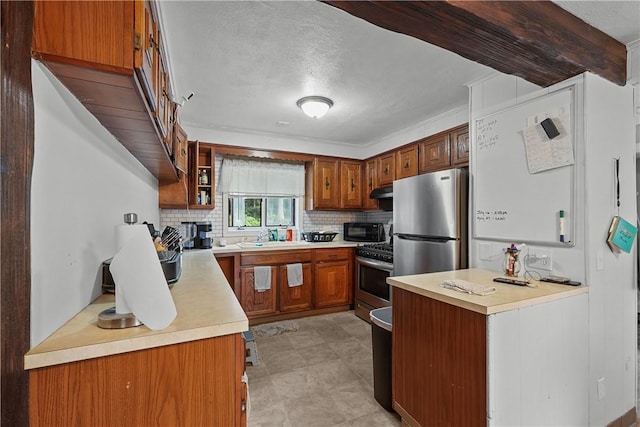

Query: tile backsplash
left=159, top=208, right=392, bottom=240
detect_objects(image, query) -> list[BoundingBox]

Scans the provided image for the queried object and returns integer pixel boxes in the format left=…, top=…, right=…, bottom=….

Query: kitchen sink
left=236, top=241, right=310, bottom=249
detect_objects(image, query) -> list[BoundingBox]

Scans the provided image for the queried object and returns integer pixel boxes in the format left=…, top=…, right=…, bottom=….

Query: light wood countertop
left=24, top=250, right=248, bottom=370
left=388, top=268, right=588, bottom=315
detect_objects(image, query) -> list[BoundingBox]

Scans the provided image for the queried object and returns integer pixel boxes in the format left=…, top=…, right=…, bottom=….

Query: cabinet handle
left=404, top=161, right=409, bottom=170
left=384, top=165, right=389, bottom=175
left=241, top=399, right=247, bottom=413
left=351, top=178, right=355, bottom=191
left=325, top=177, right=330, bottom=190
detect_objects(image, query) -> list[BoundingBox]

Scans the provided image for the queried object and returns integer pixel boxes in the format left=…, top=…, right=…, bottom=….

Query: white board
left=472, top=87, right=575, bottom=245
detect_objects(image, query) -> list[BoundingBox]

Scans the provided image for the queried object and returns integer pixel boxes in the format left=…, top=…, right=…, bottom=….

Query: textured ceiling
left=158, top=1, right=640, bottom=148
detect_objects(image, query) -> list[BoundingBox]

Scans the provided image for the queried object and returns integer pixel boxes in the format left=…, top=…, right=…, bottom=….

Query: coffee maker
left=181, top=221, right=212, bottom=249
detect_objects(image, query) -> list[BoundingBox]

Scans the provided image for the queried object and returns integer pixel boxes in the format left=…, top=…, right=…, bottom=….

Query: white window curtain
left=219, top=157, right=305, bottom=196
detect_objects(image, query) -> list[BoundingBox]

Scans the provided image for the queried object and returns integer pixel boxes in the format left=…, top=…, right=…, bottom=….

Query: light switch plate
left=479, top=243, right=492, bottom=261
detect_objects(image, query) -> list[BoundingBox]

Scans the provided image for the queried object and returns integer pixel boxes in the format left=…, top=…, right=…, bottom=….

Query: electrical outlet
left=526, top=249, right=553, bottom=271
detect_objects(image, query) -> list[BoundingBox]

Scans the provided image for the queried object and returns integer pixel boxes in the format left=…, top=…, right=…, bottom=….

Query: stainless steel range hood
left=369, top=186, right=393, bottom=211
left=369, top=186, right=393, bottom=199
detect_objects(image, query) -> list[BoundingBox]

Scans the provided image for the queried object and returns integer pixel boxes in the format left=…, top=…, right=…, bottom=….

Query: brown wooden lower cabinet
left=279, top=263, right=313, bottom=312
left=314, top=248, right=353, bottom=308
left=239, top=250, right=314, bottom=319
left=392, top=287, right=486, bottom=426
left=240, top=265, right=279, bottom=317
left=29, top=334, right=247, bottom=427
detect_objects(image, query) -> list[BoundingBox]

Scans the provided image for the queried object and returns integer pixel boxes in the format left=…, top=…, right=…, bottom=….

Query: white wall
left=183, top=105, right=468, bottom=160
left=30, top=61, right=160, bottom=346
left=469, top=72, right=637, bottom=424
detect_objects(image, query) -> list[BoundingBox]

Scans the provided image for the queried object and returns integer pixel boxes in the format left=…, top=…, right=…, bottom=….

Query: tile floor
left=246, top=311, right=401, bottom=427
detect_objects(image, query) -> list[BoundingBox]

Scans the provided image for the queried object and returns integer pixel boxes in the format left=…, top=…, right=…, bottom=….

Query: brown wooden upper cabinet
left=174, top=123, right=188, bottom=174
left=307, top=157, right=341, bottom=210
left=451, top=126, right=470, bottom=166
left=419, top=132, right=451, bottom=173
left=340, top=160, right=363, bottom=209
left=363, top=159, right=379, bottom=210
left=377, top=152, right=396, bottom=186
left=306, top=157, right=363, bottom=210
left=189, top=142, right=215, bottom=209
left=396, top=144, right=419, bottom=180
left=418, top=124, right=470, bottom=173
left=32, top=0, right=180, bottom=184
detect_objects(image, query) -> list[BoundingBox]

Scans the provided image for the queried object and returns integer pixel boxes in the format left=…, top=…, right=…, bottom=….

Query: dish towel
left=254, top=266, right=271, bottom=292
left=440, top=279, right=497, bottom=296
left=286, top=263, right=303, bottom=287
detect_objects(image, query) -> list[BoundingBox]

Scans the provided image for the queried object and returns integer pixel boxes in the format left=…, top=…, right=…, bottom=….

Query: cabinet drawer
left=241, top=250, right=312, bottom=266
left=314, top=248, right=352, bottom=262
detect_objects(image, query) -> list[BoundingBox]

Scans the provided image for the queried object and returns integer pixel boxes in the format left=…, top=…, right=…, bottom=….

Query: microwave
left=343, top=222, right=386, bottom=242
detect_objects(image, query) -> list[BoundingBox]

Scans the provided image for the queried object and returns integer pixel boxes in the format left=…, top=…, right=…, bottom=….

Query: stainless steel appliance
left=343, top=222, right=385, bottom=242
left=355, top=242, right=393, bottom=322
left=393, top=169, right=468, bottom=276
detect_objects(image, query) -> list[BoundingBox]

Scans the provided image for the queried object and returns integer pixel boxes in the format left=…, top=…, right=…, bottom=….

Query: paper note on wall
left=523, top=105, right=574, bottom=174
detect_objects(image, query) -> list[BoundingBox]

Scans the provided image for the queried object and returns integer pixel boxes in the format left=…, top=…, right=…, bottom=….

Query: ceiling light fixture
left=296, top=96, right=334, bottom=119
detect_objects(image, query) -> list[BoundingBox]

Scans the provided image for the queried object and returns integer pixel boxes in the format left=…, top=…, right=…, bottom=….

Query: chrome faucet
left=257, top=229, right=269, bottom=243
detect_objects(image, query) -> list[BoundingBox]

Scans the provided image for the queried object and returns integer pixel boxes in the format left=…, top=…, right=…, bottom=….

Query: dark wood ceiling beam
left=322, top=0, right=627, bottom=87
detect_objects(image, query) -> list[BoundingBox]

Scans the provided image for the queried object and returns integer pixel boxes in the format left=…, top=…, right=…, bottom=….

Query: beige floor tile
left=248, top=401, right=291, bottom=427
left=330, top=379, right=385, bottom=421
left=329, top=336, right=372, bottom=358
left=297, top=342, right=342, bottom=366
left=284, top=390, right=348, bottom=426
left=245, top=363, right=269, bottom=380
left=286, top=328, right=327, bottom=349
left=314, top=323, right=354, bottom=343
left=269, top=366, right=324, bottom=399
left=296, top=312, right=342, bottom=329
left=261, top=347, right=307, bottom=375
left=255, top=334, right=295, bottom=357
left=308, top=359, right=362, bottom=391
left=248, top=311, right=398, bottom=427
left=340, top=319, right=372, bottom=341
left=348, top=409, right=401, bottom=427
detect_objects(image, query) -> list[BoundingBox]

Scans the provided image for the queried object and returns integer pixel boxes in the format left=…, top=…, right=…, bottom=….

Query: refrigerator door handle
left=395, top=234, right=454, bottom=243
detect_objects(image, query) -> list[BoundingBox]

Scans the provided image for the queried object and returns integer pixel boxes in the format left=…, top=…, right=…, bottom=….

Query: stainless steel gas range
left=354, top=242, right=393, bottom=322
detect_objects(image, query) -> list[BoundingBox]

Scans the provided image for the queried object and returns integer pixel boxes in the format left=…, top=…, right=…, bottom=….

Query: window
left=220, top=157, right=305, bottom=236
left=228, top=196, right=296, bottom=228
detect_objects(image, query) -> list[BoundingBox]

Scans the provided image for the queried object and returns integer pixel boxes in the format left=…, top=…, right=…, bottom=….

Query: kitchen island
left=388, top=268, right=589, bottom=426
left=25, top=250, right=249, bottom=427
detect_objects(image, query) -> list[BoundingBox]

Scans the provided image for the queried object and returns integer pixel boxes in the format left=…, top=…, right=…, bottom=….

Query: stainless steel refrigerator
left=392, top=169, right=468, bottom=276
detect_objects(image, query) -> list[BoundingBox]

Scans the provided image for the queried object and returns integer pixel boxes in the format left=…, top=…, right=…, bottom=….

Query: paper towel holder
left=98, top=307, right=142, bottom=329
left=97, top=212, right=143, bottom=329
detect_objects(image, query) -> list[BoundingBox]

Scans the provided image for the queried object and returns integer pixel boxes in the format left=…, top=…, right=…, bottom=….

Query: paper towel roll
left=110, top=224, right=177, bottom=330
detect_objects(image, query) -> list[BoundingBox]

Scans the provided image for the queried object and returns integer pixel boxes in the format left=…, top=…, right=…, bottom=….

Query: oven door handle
left=356, top=256, right=393, bottom=272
